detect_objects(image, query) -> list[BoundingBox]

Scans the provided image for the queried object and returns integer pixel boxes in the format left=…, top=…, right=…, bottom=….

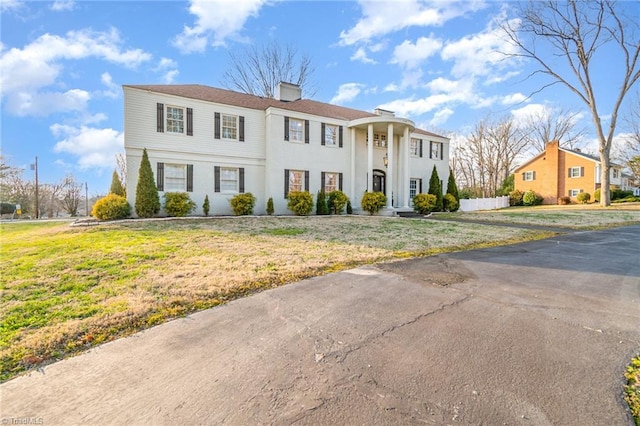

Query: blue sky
left=1, top=0, right=638, bottom=195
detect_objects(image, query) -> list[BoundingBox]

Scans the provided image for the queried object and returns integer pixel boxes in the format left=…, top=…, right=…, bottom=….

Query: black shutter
left=321, top=123, right=326, bottom=146
left=429, top=142, right=433, bottom=159
left=339, top=173, right=343, bottom=191
left=214, top=112, right=221, bottom=139
left=239, top=168, right=245, bottom=193
left=284, top=117, right=290, bottom=141
left=186, top=164, right=193, bottom=192
left=304, top=120, right=309, bottom=144
left=339, top=126, right=343, bottom=148
left=533, top=171, right=536, bottom=180
left=186, top=108, right=193, bottom=136
left=568, top=168, right=572, bottom=178
left=580, top=166, right=584, bottom=177
left=284, top=169, right=290, bottom=197
left=214, top=166, right=220, bottom=193
left=239, top=116, right=245, bottom=142
left=304, top=170, right=309, bottom=191
left=419, top=179, right=423, bottom=194
left=157, top=162, right=164, bottom=191
left=157, top=103, right=164, bottom=133
left=321, top=172, right=326, bottom=190
left=440, top=143, right=443, bottom=160
left=419, top=139, right=423, bottom=157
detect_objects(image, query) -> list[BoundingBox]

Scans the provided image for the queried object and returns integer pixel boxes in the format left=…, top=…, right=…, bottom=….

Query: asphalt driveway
left=2, top=225, right=639, bottom=425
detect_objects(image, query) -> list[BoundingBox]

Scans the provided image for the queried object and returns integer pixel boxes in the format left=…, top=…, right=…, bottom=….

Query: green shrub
left=110, top=170, right=125, bottom=197
left=346, top=200, right=353, bottom=214
left=202, top=195, right=210, bottom=216
left=509, top=189, right=524, bottom=206
left=523, top=190, right=542, bottom=206
left=413, top=193, right=437, bottom=214
left=163, top=192, right=196, bottom=217
left=612, top=188, right=633, bottom=200
left=428, top=165, right=443, bottom=212
left=135, top=148, right=160, bottom=218
left=328, top=190, right=349, bottom=214
left=266, top=197, right=274, bottom=215
left=287, top=191, right=314, bottom=216
left=594, top=188, right=601, bottom=203
left=1, top=203, right=16, bottom=215
left=230, top=193, right=256, bottom=216
left=92, top=194, right=131, bottom=220
left=443, top=193, right=459, bottom=212
left=361, top=191, right=386, bottom=215
left=612, top=196, right=640, bottom=203
left=576, top=192, right=591, bottom=204
left=446, top=168, right=459, bottom=201
left=316, top=191, right=329, bottom=215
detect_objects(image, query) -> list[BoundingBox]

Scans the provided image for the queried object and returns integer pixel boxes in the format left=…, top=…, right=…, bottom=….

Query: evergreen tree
left=428, top=165, right=443, bottom=212
left=110, top=170, right=125, bottom=197
left=135, top=148, right=160, bottom=218
left=316, top=190, right=329, bottom=215
left=202, top=195, right=210, bottom=216
left=446, top=168, right=459, bottom=201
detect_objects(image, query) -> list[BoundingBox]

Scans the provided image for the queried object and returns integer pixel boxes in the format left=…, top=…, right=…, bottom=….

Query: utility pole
left=30, top=156, right=39, bottom=219
left=85, top=182, right=89, bottom=216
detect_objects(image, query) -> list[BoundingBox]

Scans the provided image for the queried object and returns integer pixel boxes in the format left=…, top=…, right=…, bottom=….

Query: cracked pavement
left=2, top=225, right=639, bottom=425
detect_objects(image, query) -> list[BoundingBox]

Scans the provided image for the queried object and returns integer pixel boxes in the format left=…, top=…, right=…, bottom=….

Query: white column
left=350, top=127, right=356, bottom=199
left=403, top=126, right=410, bottom=208
left=367, top=124, right=373, bottom=192
left=387, top=123, right=394, bottom=208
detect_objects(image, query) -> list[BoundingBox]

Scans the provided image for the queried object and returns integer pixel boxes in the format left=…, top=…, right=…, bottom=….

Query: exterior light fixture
left=383, top=153, right=388, bottom=168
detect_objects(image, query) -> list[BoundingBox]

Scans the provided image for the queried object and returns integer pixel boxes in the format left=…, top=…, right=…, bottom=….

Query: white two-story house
left=123, top=82, right=450, bottom=216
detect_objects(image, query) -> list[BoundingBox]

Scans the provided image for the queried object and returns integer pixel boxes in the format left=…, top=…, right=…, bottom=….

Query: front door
left=373, top=169, right=386, bottom=194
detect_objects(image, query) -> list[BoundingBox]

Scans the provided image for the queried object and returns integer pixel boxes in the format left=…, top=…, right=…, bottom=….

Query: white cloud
left=173, top=0, right=270, bottom=53
left=162, top=70, right=180, bottom=84
left=100, top=72, right=119, bottom=99
left=154, top=57, right=179, bottom=83
left=0, top=28, right=151, bottom=116
left=51, top=124, right=124, bottom=170
left=510, top=103, right=552, bottom=124
left=391, top=36, right=442, bottom=69
left=1, top=0, right=22, bottom=12
left=501, top=93, right=527, bottom=105
left=6, top=89, right=90, bottom=116
left=330, top=83, right=365, bottom=104
left=51, top=0, right=75, bottom=11
left=350, top=47, right=376, bottom=64
left=430, top=107, right=454, bottom=127
left=339, top=0, right=487, bottom=46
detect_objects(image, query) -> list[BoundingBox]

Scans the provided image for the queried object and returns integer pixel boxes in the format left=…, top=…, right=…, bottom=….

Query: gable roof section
left=514, top=145, right=621, bottom=172
left=124, top=84, right=445, bottom=139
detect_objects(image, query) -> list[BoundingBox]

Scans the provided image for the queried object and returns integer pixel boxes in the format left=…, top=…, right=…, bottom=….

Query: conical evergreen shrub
left=428, top=165, right=443, bottom=212
left=135, top=148, right=160, bottom=218
left=110, top=170, right=125, bottom=197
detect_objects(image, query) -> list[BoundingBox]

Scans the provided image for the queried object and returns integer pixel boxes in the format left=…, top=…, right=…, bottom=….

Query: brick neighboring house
left=514, top=140, right=625, bottom=204
left=123, top=83, right=450, bottom=216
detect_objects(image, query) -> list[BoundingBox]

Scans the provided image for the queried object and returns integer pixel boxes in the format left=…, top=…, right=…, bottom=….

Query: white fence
left=459, top=196, right=510, bottom=212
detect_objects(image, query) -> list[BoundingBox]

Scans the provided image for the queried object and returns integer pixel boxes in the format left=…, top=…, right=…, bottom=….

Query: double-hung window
left=612, top=168, right=619, bottom=179
left=523, top=171, right=535, bottom=181
left=569, top=189, right=582, bottom=197
left=322, top=172, right=339, bottom=193
left=430, top=141, right=443, bottom=160
left=366, top=133, right=387, bottom=148
left=166, top=106, right=185, bottom=134
left=410, top=138, right=421, bottom=157
left=164, top=164, right=186, bottom=191
left=221, top=115, right=237, bottom=140
left=569, top=167, right=583, bottom=178
left=220, top=167, right=238, bottom=192
left=409, top=178, right=421, bottom=204
left=324, top=124, right=337, bottom=146
left=284, top=169, right=309, bottom=197
left=289, top=118, right=304, bottom=142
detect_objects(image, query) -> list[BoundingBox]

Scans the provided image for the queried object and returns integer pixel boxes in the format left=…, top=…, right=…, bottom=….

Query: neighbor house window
left=166, top=106, right=185, bottom=134
left=523, top=171, right=535, bottom=181
left=410, top=138, right=421, bottom=157
left=569, top=166, right=584, bottom=178
left=613, top=168, right=619, bottom=179
left=165, top=164, right=187, bottom=191
left=221, top=114, right=237, bottom=140
left=569, top=189, right=583, bottom=197
left=409, top=178, right=421, bottom=204
left=430, top=141, right=443, bottom=160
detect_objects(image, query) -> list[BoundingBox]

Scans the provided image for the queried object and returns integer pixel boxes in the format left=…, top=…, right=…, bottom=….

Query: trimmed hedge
left=287, top=191, right=314, bottom=216
left=163, top=192, right=196, bottom=217
left=92, top=194, right=131, bottom=220
left=361, top=191, right=386, bottom=215
left=230, top=193, right=256, bottom=216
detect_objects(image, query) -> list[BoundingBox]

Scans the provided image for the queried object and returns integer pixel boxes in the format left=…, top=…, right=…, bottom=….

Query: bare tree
left=502, top=0, right=640, bottom=206
left=222, top=42, right=315, bottom=98
left=115, top=153, right=127, bottom=194
left=60, top=174, right=83, bottom=216
left=520, top=107, right=586, bottom=154
left=0, top=161, right=33, bottom=215
left=621, top=93, right=640, bottom=183
left=453, top=116, right=530, bottom=197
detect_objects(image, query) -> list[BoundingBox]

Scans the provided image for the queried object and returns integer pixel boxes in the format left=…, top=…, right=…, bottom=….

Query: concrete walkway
left=2, top=226, right=639, bottom=425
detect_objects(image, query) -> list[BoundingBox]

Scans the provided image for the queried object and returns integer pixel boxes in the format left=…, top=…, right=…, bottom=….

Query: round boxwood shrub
left=163, top=192, right=196, bottom=217
left=92, top=193, right=131, bottom=220
left=287, top=191, right=314, bottom=216
left=594, top=188, right=601, bottom=203
left=509, top=189, right=524, bottom=206
left=523, top=190, right=542, bottom=206
left=327, top=190, right=349, bottom=214
left=443, top=193, right=459, bottom=212
left=413, top=193, right=437, bottom=214
left=361, top=191, right=386, bottom=215
left=230, top=192, right=256, bottom=215
left=577, top=192, right=591, bottom=204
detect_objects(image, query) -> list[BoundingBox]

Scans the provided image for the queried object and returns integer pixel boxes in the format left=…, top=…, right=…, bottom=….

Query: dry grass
left=1, top=215, right=550, bottom=381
